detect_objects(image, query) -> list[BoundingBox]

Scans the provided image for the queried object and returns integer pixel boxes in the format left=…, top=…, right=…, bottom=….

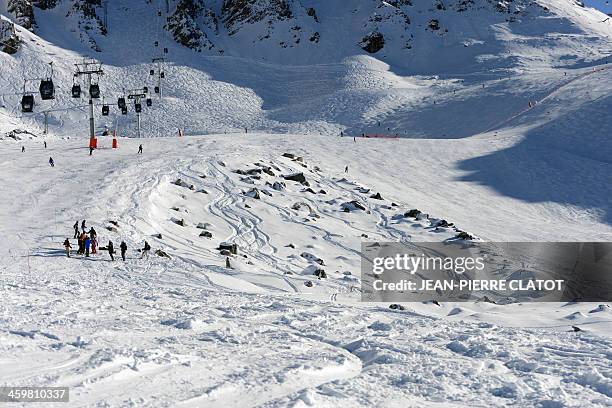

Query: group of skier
left=63, top=219, right=151, bottom=261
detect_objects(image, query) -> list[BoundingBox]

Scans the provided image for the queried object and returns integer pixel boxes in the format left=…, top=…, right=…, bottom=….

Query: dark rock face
left=283, top=172, right=306, bottom=184
left=222, top=0, right=292, bottom=35
left=360, top=31, right=385, bottom=53
left=166, top=0, right=215, bottom=51
left=8, top=0, right=36, bottom=30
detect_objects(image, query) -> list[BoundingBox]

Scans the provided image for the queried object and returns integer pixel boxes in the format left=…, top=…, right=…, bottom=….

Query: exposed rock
left=155, top=249, right=171, bottom=258
left=283, top=172, right=306, bottom=184
left=166, top=0, right=215, bottom=51
left=219, top=242, right=238, bottom=255
left=222, top=0, right=293, bottom=36
left=271, top=181, right=286, bottom=191
left=370, top=192, right=384, bottom=200
left=153, top=233, right=163, bottom=239
left=306, top=7, right=319, bottom=22
left=432, top=219, right=451, bottom=228
left=389, top=304, right=406, bottom=310
left=360, top=31, right=384, bottom=53
left=234, top=168, right=262, bottom=176
left=172, top=218, right=187, bottom=227
left=455, top=231, right=474, bottom=240
left=199, top=230, right=213, bottom=238
left=304, top=280, right=313, bottom=287
left=197, top=222, right=212, bottom=229
left=405, top=209, right=421, bottom=218
left=244, top=188, right=261, bottom=199
left=282, top=152, right=296, bottom=159
left=300, top=252, right=325, bottom=265
left=341, top=200, right=366, bottom=212
left=428, top=19, right=440, bottom=30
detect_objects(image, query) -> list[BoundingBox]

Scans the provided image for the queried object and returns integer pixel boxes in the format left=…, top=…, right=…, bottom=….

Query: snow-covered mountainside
left=0, top=0, right=611, bottom=139
left=1, top=0, right=612, bottom=407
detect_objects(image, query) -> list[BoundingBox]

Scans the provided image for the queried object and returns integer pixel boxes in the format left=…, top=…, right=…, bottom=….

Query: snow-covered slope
left=0, top=0, right=611, bottom=139
left=1, top=134, right=611, bottom=407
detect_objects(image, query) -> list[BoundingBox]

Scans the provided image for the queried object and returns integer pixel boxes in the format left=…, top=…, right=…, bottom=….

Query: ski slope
left=1, top=132, right=611, bottom=407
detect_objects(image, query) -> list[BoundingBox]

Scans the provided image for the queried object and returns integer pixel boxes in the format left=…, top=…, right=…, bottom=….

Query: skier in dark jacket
left=108, top=241, right=115, bottom=261
left=141, top=241, right=151, bottom=259
left=49, top=157, right=54, bottom=167
left=73, top=221, right=79, bottom=238
left=120, top=241, right=127, bottom=261
left=22, top=146, right=25, bottom=153
left=81, top=220, right=87, bottom=232
left=63, top=238, right=71, bottom=258
left=138, top=144, right=143, bottom=154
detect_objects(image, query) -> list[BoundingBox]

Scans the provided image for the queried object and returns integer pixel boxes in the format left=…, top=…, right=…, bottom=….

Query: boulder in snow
left=283, top=172, right=307, bottom=184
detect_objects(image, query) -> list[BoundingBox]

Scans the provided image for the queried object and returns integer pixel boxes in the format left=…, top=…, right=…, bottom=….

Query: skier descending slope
left=63, top=238, right=71, bottom=258
left=73, top=221, right=79, bottom=239
left=48, top=157, right=54, bottom=167
left=120, top=241, right=127, bottom=261
left=107, top=241, right=115, bottom=261
left=141, top=241, right=151, bottom=259
left=138, top=144, right=143, bottom=154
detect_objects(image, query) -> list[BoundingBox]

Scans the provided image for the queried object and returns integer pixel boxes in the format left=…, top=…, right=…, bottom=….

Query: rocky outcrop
left=7, top=0, right=36, bottom=30
left=360, top=31, right=385, bottom=53
left=165, top=0, right=215, bottom=51
left=221, top=0, right=292, bottom=35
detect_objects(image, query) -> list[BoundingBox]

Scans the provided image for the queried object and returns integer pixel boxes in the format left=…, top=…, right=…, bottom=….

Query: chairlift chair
left=154, top=41, right=159, bottom=47
left=146, top=98, right=152, bottom=107
left=143, top=86, right=148, bottom=93
left=21, top=94, right=34, bottom=112
left=158, top=11, right=162, bottom=16
left=121, top=106, right=128, bottom=115
left=154, top=86, right=160, bottom=94
left=117, top=97, right=126, bottom=109
left=134, top=102, right=142, bottom=113
left=39, top=79, right=55, bottom=100
left=160, top=72, right=165, bottom=79
left=71, top=84, right=81, bottom=98
left=150, top=69, right=155, bottom=76
left=102, top=105, right=109, bottom=116
left=89, top=84, right=101, bottom=99
left=163, top=47, right=168, bottom=54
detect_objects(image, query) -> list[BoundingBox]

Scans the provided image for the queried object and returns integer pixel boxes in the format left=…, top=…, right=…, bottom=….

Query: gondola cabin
left=71, top=84, right=81, bottom=98
left=21, top=94, right=34, bottom=112
left=89, top=84, right=101, bottom=99
left=39, top=79, right=55, bottom=100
